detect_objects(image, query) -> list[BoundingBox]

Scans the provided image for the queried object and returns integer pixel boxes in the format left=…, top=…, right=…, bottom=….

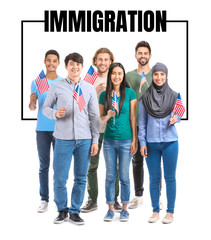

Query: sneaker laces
left=107, top=210, right=114, bottom=217
left=130, top=197, right=138, bottom=204
left=121, top=209, right=129, bottom=217
left=85, top=201, right=91, bottom=206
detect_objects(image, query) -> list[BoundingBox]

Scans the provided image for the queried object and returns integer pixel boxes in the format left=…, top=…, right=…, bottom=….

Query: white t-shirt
left=93, top=75, right=107, bottom=133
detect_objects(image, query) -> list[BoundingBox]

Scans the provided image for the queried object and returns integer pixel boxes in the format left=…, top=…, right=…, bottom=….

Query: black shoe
left=81, top=200, right=98, bottom=213
left=114, top=199, right=122, bottom=212
left=69, top=213, right=85, bottom=225
left=54, top=211, right=68, bottom=224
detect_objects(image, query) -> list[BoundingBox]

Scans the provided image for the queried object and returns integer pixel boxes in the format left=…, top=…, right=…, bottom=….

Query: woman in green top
left=99, top=62, right=137, bottom=222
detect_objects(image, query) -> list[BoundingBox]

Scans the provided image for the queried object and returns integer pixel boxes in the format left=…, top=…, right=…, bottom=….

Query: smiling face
left=95, top=53, right=112, bottom=74
left=152, top=71, right=167, bottom=86
left=110, top=66, right=124, bottom=87
left=65, top=60, right=83, bottom=80
left=135, top=47, right=151, bottom=66
left=44, top=54, right=60, bottom=72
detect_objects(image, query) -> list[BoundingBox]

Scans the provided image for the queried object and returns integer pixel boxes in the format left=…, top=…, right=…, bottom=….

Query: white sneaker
left=37, top=201, right=48, bottom=213
left=128, top=196, right=143, bottom=209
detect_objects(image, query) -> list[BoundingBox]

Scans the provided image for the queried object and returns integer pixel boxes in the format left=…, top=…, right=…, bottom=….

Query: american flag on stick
left=172, top=93, right=185, bottom=117
left=84, top=65, right=98, bottom=85
left=139, top=71, right=149, bottom=93
left=35, top=70, right=49, bottom=94
left=112, top=91, right=119, bottom=113
left=72, top=85, right=85, bottom=112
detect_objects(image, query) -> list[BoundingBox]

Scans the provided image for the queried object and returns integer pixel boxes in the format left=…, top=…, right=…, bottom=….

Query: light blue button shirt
left=138, top=100, right=180, bottom=146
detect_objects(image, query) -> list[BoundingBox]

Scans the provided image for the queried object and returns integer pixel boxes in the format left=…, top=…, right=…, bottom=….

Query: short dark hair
left=135, top=41, right=151, bottom=54
left=64, top=52, right=83, bottom=66
left=45, top=49, right=60, bottom=61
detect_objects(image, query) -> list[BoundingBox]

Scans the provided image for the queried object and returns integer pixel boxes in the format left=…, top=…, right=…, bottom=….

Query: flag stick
left=34, top=84, right=38, bottom=95
left=169, top=111, right=175, bottom=126
left=112, top=106, right=115, bottom=125
left=65, top=100, right=71, bottom=111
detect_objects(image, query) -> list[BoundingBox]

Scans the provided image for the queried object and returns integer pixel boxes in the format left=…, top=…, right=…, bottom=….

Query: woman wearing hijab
left=139, top=62, right=182, bottom=224
left=99, top=62, right=137, bottom=222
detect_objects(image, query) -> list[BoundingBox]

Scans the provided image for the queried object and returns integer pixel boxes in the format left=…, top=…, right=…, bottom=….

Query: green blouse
left=99, top=88, right=137, bottom=140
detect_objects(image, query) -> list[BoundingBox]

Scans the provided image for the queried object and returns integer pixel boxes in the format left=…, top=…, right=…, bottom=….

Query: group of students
left=29, top=41, right=181, bottom=225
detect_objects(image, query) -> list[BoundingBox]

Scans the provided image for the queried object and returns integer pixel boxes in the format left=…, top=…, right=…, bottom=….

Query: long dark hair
left=104, top=62, right=129, bottom=116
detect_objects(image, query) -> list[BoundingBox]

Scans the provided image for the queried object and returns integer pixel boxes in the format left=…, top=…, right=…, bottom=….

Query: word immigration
left=44, top=10, right=167, bottom=32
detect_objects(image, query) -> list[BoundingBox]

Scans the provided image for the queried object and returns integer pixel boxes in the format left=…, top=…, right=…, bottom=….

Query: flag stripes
left=84, top=65, right=98, bottom=85
left=72, top=85, right=85, bottom=112
left=173, top=93, right=185, bottom=117
left=112, top=91, right=119, bottom=113
left=35, top=70, right=49, bottom=94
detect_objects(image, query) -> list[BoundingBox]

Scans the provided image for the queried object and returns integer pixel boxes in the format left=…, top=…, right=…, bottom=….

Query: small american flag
left=139, top=72, right=148, bottom=92
left=112, top=91, right=119, bottom=113
left=72, top=85, right=85, bottom=112
left=84, top=65, right=98, bottom=85
left=173, top=93, right=185, bottom=117
left=35, top=70, right=49, bottom=94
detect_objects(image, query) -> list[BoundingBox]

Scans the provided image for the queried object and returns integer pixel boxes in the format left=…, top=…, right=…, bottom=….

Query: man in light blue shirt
left=43, top=52, right=99, bottom=225
left=29, top=49, right=63, bottom=213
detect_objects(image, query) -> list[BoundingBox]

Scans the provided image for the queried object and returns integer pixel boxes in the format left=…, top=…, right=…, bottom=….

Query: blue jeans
left=36, top=131, right=55, bottom=202
left=146, top=141, right=178, bottom=213
left=53, top=139, right=91, bottom=214
left=103, top=139, right=132, bottom=205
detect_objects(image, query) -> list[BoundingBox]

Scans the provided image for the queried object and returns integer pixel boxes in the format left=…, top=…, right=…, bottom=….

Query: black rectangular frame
left=21, top=19, right=189, bottom=120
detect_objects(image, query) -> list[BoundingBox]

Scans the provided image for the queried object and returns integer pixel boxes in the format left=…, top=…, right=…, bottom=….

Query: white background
left=1, top=0, right=211, bottom=240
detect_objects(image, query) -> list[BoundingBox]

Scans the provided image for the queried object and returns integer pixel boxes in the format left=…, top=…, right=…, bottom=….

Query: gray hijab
left=141, top=63, right=177, bottom=118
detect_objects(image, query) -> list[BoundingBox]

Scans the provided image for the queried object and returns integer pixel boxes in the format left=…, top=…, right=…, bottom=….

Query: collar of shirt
left=66, top=77, right=82, bottom=86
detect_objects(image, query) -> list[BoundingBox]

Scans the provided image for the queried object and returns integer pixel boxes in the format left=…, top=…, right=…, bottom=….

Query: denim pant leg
left=162, top=141, right=178, bottom=213
left=69, top=139, right=92, bottom=214
left=53, top=139, right=74, bottom=212
left=36, top=131, right=54, bottom=202
left=118, top=140, right=132, bottom=204
left=103, top=139, right=117, bottom=205
left=146, top=143, right=162, bottom=213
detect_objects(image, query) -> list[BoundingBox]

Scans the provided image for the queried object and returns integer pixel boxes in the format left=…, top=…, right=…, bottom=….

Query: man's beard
left=97, top=65, right=109, bottom=74
left=138, top=58, right=149, bottom=66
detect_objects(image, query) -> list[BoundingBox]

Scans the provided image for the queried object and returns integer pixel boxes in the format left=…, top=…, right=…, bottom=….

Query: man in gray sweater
left=43, top=52, right=100, bottom=225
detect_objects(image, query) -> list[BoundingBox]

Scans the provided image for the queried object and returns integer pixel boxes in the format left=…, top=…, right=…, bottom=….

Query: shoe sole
left=69, top=219, right=85, bottom=225
left=128, top=205, right=138, bottom=209
left=148, top=218, right=160, bottom=223
left=162, top=219, right=174, bottom=224
left=53, top=217, right=69, bottom=224
left=81, top=207, right=97, bottom=213
left=119, top=219, right=129, bottom=222
left=104, top=219, right=113, bottom=222
left=37, top=209, right=48, bottom=213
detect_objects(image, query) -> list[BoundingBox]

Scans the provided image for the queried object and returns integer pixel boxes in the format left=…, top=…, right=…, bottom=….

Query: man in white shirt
left=81, top=48, right=121, bottom=212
